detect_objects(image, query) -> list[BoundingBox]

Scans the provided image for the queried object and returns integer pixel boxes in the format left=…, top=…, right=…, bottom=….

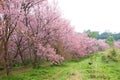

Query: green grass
left=0, top=52, right=120, bottom=80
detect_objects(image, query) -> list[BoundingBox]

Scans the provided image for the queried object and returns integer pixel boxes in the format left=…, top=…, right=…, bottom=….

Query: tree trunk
left=19, top=51, right=25, bottom=65
left=3, top=41, right=10, bottom=76
left=32, top=46, right=38, bottom=68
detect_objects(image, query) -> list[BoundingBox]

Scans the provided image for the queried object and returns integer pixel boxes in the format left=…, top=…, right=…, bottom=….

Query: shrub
left=102, top=48, right=120, bottom=62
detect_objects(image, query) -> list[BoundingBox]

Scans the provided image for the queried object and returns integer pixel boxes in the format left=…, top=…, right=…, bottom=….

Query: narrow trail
left=68, top=70, right=82, bottom=80
left=0, top=66, right=32, bottom=76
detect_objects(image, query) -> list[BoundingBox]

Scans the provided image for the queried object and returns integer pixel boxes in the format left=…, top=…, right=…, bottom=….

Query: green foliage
left=106, top=36, right=114, bottom=46
left=98, top=32, right=120, bottom=41
left=85, top=30, right=99, bottom=39
left=102, top=48, right=120, bottom=62
left=0, top=52, right=120, bottom=80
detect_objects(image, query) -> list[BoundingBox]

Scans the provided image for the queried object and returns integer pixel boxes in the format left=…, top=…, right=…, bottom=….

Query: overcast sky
left=58, top=0, right=120, bottom=33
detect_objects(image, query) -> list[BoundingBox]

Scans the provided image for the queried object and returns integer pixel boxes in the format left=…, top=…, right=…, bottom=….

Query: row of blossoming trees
left=0, top=0, right=110, bottom=75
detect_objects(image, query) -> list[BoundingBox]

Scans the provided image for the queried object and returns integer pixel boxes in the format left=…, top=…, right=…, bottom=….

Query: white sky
left=58, top=0, right=120, bottom=33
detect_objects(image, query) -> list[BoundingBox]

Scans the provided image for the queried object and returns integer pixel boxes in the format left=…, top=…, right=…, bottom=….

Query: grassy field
left=0, top=52, right=120, bottom=80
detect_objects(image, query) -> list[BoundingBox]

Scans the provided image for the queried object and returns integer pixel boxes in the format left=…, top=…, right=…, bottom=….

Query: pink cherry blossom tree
left=0, top=0, right=111, bottom=76
left=114, top=41, right=120, bottom=48
left=0, top=0, right=22, bottom=75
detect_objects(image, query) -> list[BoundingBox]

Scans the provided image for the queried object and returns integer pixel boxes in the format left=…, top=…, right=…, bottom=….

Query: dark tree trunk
left=32, top=46, right=38, bottom=68
left=3, top=41, right=10, bottom=76
left=19, top=51, right=25, bottom=65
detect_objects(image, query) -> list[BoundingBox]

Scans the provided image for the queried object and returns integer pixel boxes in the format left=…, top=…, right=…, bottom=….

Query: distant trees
left=106, top=36, right=114, bottom=46
left=97, top=32, right=120, bottom=41
left=84, top=30, right=99, bottom=39
left=98, top=32, right=112, bottom=39
left=85, top=30, right=120, bottom=41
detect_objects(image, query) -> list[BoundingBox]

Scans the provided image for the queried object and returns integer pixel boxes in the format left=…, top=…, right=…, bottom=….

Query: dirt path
left=68, top=70, right=82, bottom=80
left=12, top=66, right=32, bottom=74
left=0, top=66, right=32, bottom=76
